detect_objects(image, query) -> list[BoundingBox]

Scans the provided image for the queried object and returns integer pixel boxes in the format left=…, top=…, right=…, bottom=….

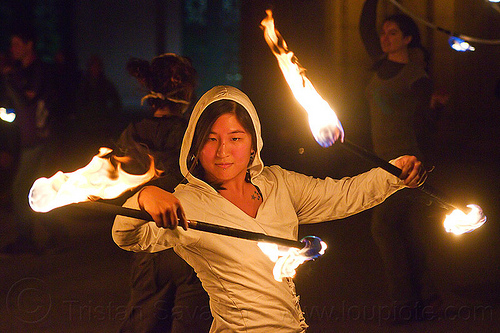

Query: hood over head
left=179, top=85, right=264, bottom=189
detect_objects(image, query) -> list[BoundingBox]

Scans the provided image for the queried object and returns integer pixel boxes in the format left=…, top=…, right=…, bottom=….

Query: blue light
left=448, top=36, right=475, bottom=52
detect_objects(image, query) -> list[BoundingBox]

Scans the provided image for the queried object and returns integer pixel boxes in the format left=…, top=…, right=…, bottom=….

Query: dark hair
left=188, top=99, right=257, bottom=188
left=383, top=14, right=430, bottom=70
left=384, top=14, right=422, bottom=48
left=126, top=54, right=197, bottom=115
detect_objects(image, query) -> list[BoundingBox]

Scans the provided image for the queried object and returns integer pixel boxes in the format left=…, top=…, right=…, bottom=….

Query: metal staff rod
left=78, top=201, right=303, bottom=248
left=339, top=139, right=466, bottom=212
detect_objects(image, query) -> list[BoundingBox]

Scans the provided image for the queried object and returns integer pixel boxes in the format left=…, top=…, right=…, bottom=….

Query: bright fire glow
left=1, top=107, right=16, bottom=122
left=443, top=204, right=487, bottom=235
left=29, top=147, right=158, bottom=213
left=261, top=10, right=344, bottom=147
left=258, top=236, right=327, bottom=281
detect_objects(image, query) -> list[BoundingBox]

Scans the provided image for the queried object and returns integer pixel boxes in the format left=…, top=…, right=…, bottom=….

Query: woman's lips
left=216, top=163, right=232, bottom=169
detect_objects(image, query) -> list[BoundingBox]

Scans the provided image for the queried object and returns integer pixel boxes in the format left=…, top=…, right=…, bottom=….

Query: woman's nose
left=216, top=142, right=227, bottom=157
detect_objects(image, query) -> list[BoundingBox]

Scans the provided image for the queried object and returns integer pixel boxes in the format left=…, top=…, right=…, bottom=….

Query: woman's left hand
left=391, top=155, right=427, bottom=188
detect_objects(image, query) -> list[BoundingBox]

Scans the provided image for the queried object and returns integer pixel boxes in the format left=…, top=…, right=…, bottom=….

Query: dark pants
left=120, top=249, right=212, bottom=333
left=370, top=189, right=437, bottom=305
left=12, top=144, right=46, bottom=241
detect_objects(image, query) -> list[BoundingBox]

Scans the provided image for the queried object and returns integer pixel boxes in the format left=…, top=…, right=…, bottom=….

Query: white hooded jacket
left=113, top=86, right=404, bottom=332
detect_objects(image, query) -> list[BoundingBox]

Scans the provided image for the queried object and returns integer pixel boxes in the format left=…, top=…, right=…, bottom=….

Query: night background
left=1, top=0, right=499, bottom=332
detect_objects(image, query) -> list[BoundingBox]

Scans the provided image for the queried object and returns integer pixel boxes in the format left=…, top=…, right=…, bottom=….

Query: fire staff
left=112, top=85, right=427, bottom=332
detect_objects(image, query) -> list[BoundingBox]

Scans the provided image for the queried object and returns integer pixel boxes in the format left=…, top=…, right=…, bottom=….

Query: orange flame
left=261, top=9, right=344, bottom=147
left=443, top=204, right=487, bottom=235
left=29, top=147, right=158, bottom=213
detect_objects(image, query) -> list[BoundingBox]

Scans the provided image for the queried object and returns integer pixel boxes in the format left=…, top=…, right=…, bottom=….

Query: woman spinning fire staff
left=112, top=85, right=427, bottom=332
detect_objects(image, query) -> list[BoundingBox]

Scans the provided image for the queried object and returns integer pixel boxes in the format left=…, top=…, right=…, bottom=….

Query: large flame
left=261, top=9, right=344, bottom=147
left=258, top=236, right=327, bottom=281
left=443, top=204, right=487, bottom=235
left=29, top=147, right=158, bottom=213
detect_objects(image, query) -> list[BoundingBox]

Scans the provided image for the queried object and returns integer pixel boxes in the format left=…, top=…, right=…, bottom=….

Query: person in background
left=0, top=52, right=21, bottom=248
left=0, top=26, right=62, bottom=254
left=52, top=48, right=82, bottom=145
left=115, top=53, right=211, bottom=333
left=113, top=85, right=428, bottom=332
left=76, top=54, right=123, bottom=150
left=360, top=0, right=442, bottom=323
left=0, top=51, right=20, bottom=208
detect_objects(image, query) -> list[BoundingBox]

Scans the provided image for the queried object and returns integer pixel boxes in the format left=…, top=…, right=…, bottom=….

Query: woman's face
left=380, top=20, right=411, bottom=55
left=199, top=113, right=254, bottom=186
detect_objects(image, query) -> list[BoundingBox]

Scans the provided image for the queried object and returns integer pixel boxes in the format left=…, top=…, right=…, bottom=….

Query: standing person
left=116, top=53, right=211, bottom=333
left=0, top=26, right=60, bottom=254
left=359, top=0, right=441, bottom=323
left=0, top=106, right=21, bottom=250
left=113, top=85, right=428, bottom=332
left=0, top=51, right=20, bottom=216
left=76, top=54, right=123, bottom=150
left=52, top=48, right=82, bottom=145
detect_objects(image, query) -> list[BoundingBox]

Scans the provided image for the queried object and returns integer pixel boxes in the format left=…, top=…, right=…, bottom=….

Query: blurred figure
left=41, top=48, right=85, bottom=175
left=0, top=50, right=16, bottom=110
left=0, top=122, right=20, bottom=250
left=418, top=88, right=449, bottom=156
left=52, top=48, right=82, bottom=144
left=0, top=26, right=61, bottom=254
left=0, top=53, right=21, bottom=247
left=76, top=54, right=123, bottom=149
left=360, top=0, right=441, bottom=323
left=115, top=53, right=211, bottom=333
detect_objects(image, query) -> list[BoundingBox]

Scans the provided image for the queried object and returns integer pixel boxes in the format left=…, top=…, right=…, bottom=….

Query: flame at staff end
left=260, top=9, right=344, bottom=147
left=261, top=10, right=487, bottom=236
left=258, top=236, right=327, bottom=281
left=29, top=147, right=159, bottom=213
left=444, top=204, right=487, bottom=235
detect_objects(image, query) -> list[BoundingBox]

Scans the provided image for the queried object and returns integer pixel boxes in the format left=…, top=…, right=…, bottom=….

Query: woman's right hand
left=137, top=186, right=188, bottom=230
left=390, top=155, right=427, bottom=188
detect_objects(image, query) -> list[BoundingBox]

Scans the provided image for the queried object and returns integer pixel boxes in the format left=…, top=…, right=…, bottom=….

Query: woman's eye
left=231, top=137, right=241, bottom=141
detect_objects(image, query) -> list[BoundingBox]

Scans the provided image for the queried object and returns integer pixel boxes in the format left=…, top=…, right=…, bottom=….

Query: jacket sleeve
left=112, top=191, right=199, bottom=252
left=279, top=166, right=404, bottom=224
